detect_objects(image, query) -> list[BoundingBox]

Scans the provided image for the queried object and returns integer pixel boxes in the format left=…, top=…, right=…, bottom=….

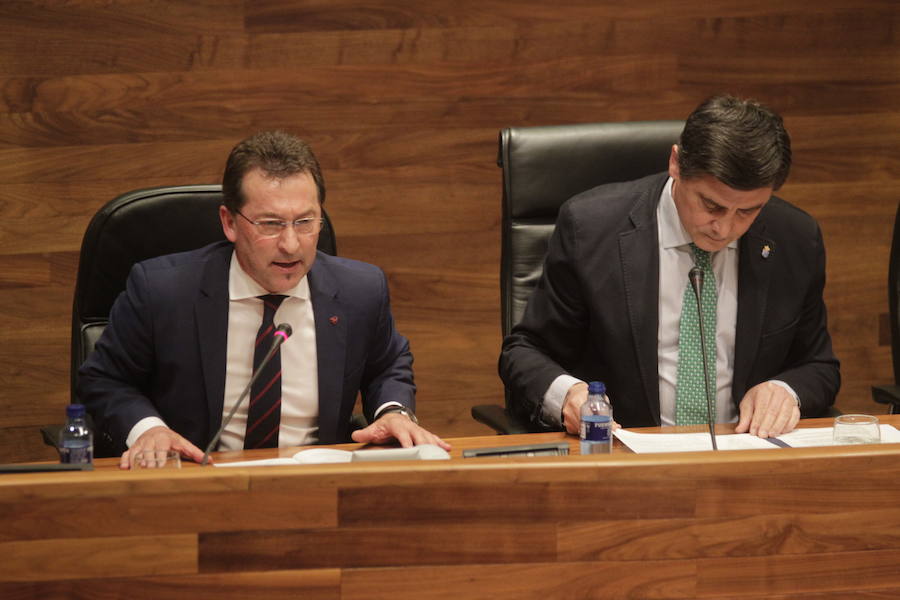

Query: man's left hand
left=352, top=412, right=451, bottom=451
left=735, top=381, right=800, bottom=438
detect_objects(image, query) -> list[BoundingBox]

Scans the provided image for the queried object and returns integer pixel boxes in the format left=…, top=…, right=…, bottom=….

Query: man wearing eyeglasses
left=79, top=131, right=449, bottom=468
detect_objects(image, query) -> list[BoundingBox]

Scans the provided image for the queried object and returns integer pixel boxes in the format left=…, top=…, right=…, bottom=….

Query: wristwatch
left=379, top=405, right=418, bottom=424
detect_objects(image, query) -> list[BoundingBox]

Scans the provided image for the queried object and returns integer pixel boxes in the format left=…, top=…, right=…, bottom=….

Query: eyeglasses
left=235, top=210, right=324, bottom=238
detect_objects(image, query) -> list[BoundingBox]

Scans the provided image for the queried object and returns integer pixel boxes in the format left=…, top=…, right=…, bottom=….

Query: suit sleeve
left=77, top=263, right=164, bottom=453
left=499, top=203, right=591, bottom=429
left=358, top=269, right=416, bottom=422
left=766, top=223, right=841, bottom=415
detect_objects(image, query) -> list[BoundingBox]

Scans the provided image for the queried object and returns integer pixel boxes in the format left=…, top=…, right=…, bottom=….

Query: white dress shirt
left=217, top=254, right=319, bottom=450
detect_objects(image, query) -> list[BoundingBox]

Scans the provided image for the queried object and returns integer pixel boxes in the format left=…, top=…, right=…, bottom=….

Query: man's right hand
left=120, top=426, right=206, bottom=469
left=561, top=381, right=622, bottom=436
left=561, top=382, right=589, bottom=435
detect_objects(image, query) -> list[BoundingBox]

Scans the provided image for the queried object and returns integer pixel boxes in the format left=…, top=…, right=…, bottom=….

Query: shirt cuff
left=126, top=416, right=169, bottom=448
left=544, top=374, right=584, bottom=428
left=769, top=380, right=800, bottom=408
left=374, top=401, right=404, bottom=420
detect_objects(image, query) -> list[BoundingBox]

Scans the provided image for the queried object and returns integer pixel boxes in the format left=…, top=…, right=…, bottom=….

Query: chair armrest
left=470, top=404, right=533, bottom=435
left=872, top=384, right=900, bottom=413
left=40, top=424, right=62, bottom=449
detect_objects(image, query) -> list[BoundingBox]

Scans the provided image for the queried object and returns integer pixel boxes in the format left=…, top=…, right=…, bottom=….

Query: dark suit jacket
left=499, top=173, right=840, bottom=429
left=78, top=241, right=415, bottom=454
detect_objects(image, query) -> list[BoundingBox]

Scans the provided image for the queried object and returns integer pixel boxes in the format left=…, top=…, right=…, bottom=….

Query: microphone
left=201, top=323, right=293, bottom=465
left=688, top=267, right=718, bottom=451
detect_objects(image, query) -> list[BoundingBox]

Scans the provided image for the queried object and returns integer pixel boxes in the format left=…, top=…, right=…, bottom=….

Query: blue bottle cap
left=66, top=404, right=86, bottom=418
left=588, top=381, right=606, bottom=395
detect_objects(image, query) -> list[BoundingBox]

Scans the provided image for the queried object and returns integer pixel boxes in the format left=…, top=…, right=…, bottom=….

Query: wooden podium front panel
left=2, top=422, right=900, bottom=599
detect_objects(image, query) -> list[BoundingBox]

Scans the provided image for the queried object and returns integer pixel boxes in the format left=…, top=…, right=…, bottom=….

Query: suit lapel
left=196, top=244, right=232, bottom=441
left=733, top=216, right=775, bottom=401
left=308, top=256, right=348, bottom=445
left=619, top=179, right=664, bottom=423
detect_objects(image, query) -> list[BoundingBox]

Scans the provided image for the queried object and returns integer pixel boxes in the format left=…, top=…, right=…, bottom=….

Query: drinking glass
left=832, top=414, right=881, bottom=445
left=130, top=450, right=182, bottom=469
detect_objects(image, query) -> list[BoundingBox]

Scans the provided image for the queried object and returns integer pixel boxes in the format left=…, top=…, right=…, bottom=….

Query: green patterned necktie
left=676, top=244, right=717, bottom=425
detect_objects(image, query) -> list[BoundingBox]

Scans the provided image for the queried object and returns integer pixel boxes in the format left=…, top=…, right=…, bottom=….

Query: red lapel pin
left=329, top=316, right=339, bottom=325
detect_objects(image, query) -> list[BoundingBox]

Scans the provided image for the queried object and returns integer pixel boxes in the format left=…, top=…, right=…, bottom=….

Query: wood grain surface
left=1, top=0, right=898, bottom=462
left=2, top=417, right=900, bottom=598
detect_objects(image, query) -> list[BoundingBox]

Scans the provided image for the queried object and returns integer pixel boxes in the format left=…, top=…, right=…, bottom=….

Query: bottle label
left=581, top=415, right=611, bottom=443
left=60, top=444, right=93, bottom=464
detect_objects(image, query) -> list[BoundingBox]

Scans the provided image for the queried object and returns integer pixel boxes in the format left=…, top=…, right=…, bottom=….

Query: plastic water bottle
left=58, top=404, right=93, bottom=464
left=580, top=381, right=613, bottom=454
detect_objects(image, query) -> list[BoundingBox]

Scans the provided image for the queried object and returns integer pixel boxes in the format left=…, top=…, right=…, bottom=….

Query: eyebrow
left=700, top=194, right=765, bottom=212
left=700, top=194, right=726, bottom=210
left=256, top=210, right=319, bottom=220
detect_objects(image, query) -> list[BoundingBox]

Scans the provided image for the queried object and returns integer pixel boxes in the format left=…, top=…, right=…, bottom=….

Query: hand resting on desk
left=352, top=411, right=451, bottom=451
left=735, top=381, right=800, bottom=439
left=120, top=425, right=206, bottom=470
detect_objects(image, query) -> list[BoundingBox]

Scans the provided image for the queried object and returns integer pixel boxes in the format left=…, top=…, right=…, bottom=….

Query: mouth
left=272, top=259, right=302, bottom=271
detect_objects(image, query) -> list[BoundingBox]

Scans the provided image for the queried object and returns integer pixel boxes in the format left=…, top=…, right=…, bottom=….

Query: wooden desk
left=3, top=416, right=900, bottom=599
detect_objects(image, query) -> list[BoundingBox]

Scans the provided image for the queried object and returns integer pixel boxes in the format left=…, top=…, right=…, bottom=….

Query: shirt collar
left=658, top=177, right=738, bottom=252
left=228, top=249, right=310, bottom=301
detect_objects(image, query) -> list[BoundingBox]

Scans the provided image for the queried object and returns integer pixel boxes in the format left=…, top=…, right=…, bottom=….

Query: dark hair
left=221, top=131, right=326, bottom=212
left=678, top=95, right=791, bottom=191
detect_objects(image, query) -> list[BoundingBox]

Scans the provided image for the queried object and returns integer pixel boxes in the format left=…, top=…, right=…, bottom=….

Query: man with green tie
left=500, top=95, right=840, bottom=438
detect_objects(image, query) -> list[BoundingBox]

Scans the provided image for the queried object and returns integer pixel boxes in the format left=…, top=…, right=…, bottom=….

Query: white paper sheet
left=776, top=424, right=900, bottom=448
left=613, top=429, right=777, bottom=453
left=214, top=448, right=352, bottom=467
left=614, top=424, right=900, bottom=453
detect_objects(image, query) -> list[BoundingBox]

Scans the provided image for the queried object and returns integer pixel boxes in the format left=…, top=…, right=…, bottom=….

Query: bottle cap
left=588, top=381, right=606, bottom=395
left=66, top=404, right=86, bottom=418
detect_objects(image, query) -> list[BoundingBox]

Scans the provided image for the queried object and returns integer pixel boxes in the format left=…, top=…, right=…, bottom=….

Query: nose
left=710, top=212, right=735, bottom=240
left=277, top=224, right=301, bottom=254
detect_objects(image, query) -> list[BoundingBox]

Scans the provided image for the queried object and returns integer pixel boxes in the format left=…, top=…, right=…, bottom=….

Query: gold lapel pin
left=762, top=244, right=771, bottom=259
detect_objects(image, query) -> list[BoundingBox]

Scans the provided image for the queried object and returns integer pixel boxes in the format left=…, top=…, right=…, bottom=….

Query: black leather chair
left=871, top=201, right=900, bottom=414
left=471, top=120, right=685, bottom=434
left=43, top=184, right=337, bottom=455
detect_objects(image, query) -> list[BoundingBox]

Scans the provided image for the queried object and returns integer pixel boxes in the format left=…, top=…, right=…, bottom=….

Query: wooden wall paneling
left=699, top=550, right=900, bottom=597
left=0, top=570, right=342, bottom=600
left=0, top=0, right=898, bottom=461
left=341, top=561, right=696, bottom=600
left=3, top=436, right=900, bottom=596
left=717, top=591, right=900, bottom=600
left=199, top=522, right=556, bottom=571
left=241, top=0, right=897, bottom=32
left=0, top=480, right=337, bottom=544
left=0, top=534, right=197, bottom=583
left=0, top=2, right=245, bottom=36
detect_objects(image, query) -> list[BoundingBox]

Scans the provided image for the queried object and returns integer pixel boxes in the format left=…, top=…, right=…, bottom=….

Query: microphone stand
left=201, top=324, right=292, bottom=465
left=689, top=267, right=718, bottom=451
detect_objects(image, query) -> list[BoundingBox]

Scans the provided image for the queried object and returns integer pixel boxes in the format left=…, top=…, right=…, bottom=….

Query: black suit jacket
left=78, top=241, right=415, bottom=454
left=499, top=173, right=840, bottom=429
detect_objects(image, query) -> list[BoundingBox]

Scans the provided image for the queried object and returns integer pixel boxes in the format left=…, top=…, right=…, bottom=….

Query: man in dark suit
left=79, top=131, right=448, bottom=468
left=499, top=95, right=840, bottom=438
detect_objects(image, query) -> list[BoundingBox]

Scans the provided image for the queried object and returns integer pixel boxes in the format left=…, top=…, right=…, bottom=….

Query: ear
left=667, top=144, right=680, bottom=180
left=219, top=205, right=238, bottom=243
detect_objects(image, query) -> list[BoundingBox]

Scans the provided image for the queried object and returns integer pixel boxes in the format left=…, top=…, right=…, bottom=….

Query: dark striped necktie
left=244, top=294, right=287, bottom=449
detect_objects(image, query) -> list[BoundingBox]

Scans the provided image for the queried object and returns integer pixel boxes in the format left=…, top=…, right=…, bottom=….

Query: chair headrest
left=500, top=120, right=684, bottom=221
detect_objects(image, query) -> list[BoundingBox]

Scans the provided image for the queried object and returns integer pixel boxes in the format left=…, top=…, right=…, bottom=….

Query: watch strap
left=379, top=405, right=418, bottom=424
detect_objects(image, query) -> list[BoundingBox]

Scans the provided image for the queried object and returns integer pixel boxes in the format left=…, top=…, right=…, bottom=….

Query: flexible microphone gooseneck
left=201, top=323, right=293, bottom=465
left=688, top=267, right=718, bottom=451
